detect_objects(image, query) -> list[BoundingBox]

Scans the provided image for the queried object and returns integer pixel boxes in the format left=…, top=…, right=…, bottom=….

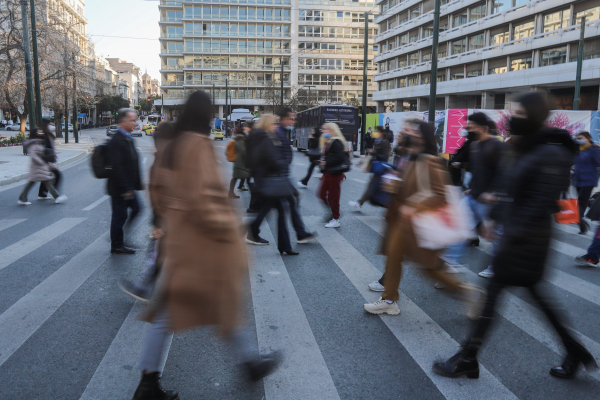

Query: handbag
left=326, top=151, right=351, bottom=175
left=410, top=155, right=475, bottom=250
left=554, top=192, right=579, bottom=224
left=307, top=148, right=321, bottom=161
left=255, top=176, right=296, bottom=199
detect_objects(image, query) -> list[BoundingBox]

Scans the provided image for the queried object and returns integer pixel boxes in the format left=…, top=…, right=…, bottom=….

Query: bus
left=147, top=115, right=161, bottom=125
left=294, top=105, right=359, bottom=151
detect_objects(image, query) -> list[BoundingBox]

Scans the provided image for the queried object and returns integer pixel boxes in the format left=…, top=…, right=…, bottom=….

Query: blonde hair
left=255, top=114, right=278, bottom=133
left=319, top=122, right=347, bottom=149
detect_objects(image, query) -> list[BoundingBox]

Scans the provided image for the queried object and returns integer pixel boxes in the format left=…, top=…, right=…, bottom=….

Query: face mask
left=459, top=130, right=469, bottom=138
left=48, top=125, right=55, bottom=133
left=285, top=125, right=293, bottom=131
left=509, top=116, right=538, bottom=137
left=323, top=133, right=331, bottom=139
left=576, top=139, right=587, bottom=145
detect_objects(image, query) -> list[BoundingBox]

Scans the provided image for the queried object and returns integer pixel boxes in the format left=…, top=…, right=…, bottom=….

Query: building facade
left=157, top=0, right=378, bottom=120
left=373, top=0, right=600, bottom=112
left=142, top=71, right=161, bottom=97
left=106, top=58, right=143, bottom=108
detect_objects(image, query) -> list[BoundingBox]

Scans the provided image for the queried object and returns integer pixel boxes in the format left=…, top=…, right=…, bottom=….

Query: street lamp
left=302, top=85, right=316, bottom=109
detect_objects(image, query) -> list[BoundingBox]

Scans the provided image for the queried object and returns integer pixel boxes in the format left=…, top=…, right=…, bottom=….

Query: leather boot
left=550, top=340, right=598, bottom=379
left=244, top=352, right=281, bottom=382
left=433, top=346, right=479, bottom=379
left=132, top=372, right=179, bottom=400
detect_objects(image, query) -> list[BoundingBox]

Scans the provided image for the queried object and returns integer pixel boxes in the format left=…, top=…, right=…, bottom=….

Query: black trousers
left=39, top=169, right=61, bottom=197
left=576, top=186, right=594, bottom=224
left=300, top=160, right=318, bottom=185
left=248, top=180, right=263, bottom=211
left=110, top=193, right=141, bottom=249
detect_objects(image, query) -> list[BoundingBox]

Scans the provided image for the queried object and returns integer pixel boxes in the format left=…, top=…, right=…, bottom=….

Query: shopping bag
left=554, top=195, right=579, bottom=224
left=411, top=155, right=475, bottom=250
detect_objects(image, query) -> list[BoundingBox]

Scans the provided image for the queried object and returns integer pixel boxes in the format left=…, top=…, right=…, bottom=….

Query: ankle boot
left=551, top=340, right=598, bottom=379
left=433, top=346, right=479, bottom=379
left=244, top=352, right=281, bottom=382
left=132, top=372, right=179, bottom=400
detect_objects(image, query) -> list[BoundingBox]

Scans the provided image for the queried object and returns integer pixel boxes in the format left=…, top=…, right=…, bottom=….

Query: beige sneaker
left=364, top=298, right=400, bottom=315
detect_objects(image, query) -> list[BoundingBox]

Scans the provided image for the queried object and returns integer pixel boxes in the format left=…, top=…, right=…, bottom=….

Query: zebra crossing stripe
left=0, top=218, right=86, bottom=271
left=248, top=221, right=341, bottom=400
left=0, top=219, right=26, bottom=233
left=310, top=217, right=518, bottom=400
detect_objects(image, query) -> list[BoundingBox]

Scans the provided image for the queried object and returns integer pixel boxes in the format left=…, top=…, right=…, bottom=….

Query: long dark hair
left=174, top=90, right=212, bottom=135
left=413, top=120, right=438, bottom=156
left=516, top=92, right=549, bottom=131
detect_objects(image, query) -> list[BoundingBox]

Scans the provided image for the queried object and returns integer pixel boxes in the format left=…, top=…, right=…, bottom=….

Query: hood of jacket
left=517, top=127, right=577, bottom=156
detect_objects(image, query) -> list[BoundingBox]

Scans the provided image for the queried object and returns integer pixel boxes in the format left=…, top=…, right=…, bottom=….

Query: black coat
left=323, top=138, right=345, bottom=172
left=492, top=128, right=574, bottom=287
left=247, top=129, right=285, bottom=182
left=372, top=138, right=391, bottom=162
left=106, top=131, right=142, bottom=197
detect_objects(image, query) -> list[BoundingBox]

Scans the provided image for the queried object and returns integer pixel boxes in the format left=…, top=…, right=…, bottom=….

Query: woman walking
left=37, top=118, right=61, bottom=200
left=228, top=127, right=250, bottom=198
left=363, top=120, right=482, bottom=317
left=319, top=123, right=347, bottom=228
left=434, top=92, right=597, bottom=380
left=132, top=91, right=278, bottom=400
left=18, top=129, right=67, bottom=205
left=572, top=131, right=600, bottom=234
left=297, top=127, right=322, bottom=188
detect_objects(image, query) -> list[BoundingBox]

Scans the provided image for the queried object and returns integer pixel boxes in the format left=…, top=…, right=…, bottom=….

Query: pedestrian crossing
left=1, top=209, right=600, bottom=399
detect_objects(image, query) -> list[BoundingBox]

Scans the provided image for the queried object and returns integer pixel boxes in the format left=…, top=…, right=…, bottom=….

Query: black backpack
left=91, top=142, right=112, bottom=179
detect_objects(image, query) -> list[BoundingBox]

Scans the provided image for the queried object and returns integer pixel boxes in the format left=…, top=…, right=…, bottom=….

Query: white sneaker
left=325, top=219, right=341, bottom=228
left=348, top=201, right=362, bottom=212
left=38, top=195, right=53, bottom=200
left=364, top=298, right=400, bottom=315
left=368, top=280, right=385, bottom=292
left=297, top=181, right=308, bottom=188
left=17, top=200, right=31, bottom=205
left=478, top=265, right=494, bottom=278
left=55, top=195, right=68, bottom=204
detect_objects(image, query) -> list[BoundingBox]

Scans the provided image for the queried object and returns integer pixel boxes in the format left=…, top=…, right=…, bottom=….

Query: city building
left=142, top=69, right=161, bottom=98
left=373, top=0, right=600, bottom=112
left=106, top=58, right=143, bottom=107
left=156, top=0, right=379, bottom=121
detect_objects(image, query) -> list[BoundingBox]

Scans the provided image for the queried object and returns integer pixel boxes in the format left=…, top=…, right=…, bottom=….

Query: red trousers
left=319, top=172, right=344, bottom=220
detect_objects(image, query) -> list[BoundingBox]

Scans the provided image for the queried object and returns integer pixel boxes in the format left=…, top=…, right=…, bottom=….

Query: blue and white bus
left=294, top=105, right=359, bottom=151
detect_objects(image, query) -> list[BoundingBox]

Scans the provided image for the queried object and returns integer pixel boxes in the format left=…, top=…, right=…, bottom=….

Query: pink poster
left=443, top=109, right=468, bottom=154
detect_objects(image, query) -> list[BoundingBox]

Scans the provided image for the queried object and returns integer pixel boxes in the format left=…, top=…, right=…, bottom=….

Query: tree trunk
left=19, top=115, right=28, bottom=135
left=54, top=112, right=63, bottom=138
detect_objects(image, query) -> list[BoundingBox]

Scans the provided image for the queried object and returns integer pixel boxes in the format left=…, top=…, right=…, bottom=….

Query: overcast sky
left=86, top=0, right=161, bottom=81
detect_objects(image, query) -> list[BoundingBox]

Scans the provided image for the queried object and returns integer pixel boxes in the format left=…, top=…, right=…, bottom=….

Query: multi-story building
left=157, top=0, right=378, bottom=120
left=142, top=70, right=161, bottom=97
left=373, top=0, right=600, bottom=112
left=107, top=58, right=143, bottom=107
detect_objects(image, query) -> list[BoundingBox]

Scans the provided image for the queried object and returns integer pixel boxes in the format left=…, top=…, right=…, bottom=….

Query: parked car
left=211, top=128, right=224, bottom=140
left=131, top=127, right=143, bottom=137
left=61, top=123, right=74, bottom=132
left=5, top=123, right=29, bottom=131
left=106, top=125, right=119, bottom=136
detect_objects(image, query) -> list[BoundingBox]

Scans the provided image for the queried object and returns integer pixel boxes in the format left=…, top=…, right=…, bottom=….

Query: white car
left=131, top=128, right=143, bottom=137
left=61, top=124, right=74, bottom=132
left=5, top=123, right=29, bottom=131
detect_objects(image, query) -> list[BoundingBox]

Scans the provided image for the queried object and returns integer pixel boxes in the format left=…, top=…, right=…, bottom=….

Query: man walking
left=108, top=108, right=143, bottom=254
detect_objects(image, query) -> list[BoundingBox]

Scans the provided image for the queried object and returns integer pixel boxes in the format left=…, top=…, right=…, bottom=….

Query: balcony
left=183, top=14, right=292, bottom=22
left=162, top=81, right=185, bottom=87
left=182, top=48, right=292, bottom=54
left=160, top=65, right=184, bottom=70
left=183, top=30, right=291, bottom=38
left=182, top=0, right=291, bottom=4
left=161, top=33, right=183, bottom=38
left=184, top=63, right=291, bottom=71
left=160, top=17, right=183, bottom=22
left=160, top=49, right=185, bottom=54
left=184, top=79, right=291, bottom=86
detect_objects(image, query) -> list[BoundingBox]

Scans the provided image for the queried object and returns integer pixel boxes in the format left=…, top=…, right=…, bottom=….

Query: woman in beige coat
left=131, top=91, right=279, bottom=400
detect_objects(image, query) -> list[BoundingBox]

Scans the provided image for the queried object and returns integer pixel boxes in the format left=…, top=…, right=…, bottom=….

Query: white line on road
left=0, top=215, right=147, bottom=368
left=310, top=217, right=518, bottom=400
left=0, top=219, right=26, bottom=233
left=248, top=222, right=341, bottom=400
left=79, top=301, right=172, bottom=400
left=142, top=157, right=147, bottom=165
left=0, top=218, right=86, bottom=272
left=83, top=195, right=110, bottom=211
left=350, top=178, right=367, bottom=184
left=294, top=162, right=305, bottom=166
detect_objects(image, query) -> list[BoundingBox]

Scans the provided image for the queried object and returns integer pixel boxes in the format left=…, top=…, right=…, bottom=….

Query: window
left=450, top=66, right=464, bottom=80
left=541, top=46, right=567, bottom=66
left=492, top=0, right=512, bottom=14
left=544, top=9, right=571, bottom=32
left=513, top=20, right=534, bottom=40
left=399, top=33, right=409, bottom=45
left=467, top=63, right=482, bottom=77
left=510, top=53, right=532, bottom=70
left=409, top=30, right=419, bottom=43
left=407, top=75, right=418, bottom=86
left=469, top=34, right=484, bottom=50
left=491, top=29, right=509, bottom=45
left=423, top=25, right=434, bottom=38
left=452, top=38, right=466, bottom=54
left=397, top=77, right=406, bottom=88
left=409, top=52, right=419, bottom=65
left=470, top=4, right=486, bottom=21
left=488, top=57, right=507, bottom=74
left=409, top=7, right=420, bottom=20
left=453, top=10, right=467, bottom=27
left=575, top=2, right=600, bottom=25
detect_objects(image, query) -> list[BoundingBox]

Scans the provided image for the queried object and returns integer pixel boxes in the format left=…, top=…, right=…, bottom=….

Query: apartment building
left=157, top=0, right=378, bottom=120
left=106, top=58, right=143, bottom=107
left=373, top=0, right=600, bottom=112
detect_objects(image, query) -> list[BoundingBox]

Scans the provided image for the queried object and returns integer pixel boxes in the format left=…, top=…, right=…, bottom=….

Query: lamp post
left=302, top=85, right=316, bottom=110
left=20, top=0, right=37, bottom=131
left=573, top=16, right=587, bottom=110
left=427, top=0, right=441, bottom=123
left=360, top=11, right=369, bottom=155
left=29, top=0, right=42, bottom=127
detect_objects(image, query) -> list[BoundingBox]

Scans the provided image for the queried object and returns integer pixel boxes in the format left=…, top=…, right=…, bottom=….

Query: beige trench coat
left=149, top=131, right=247, bottom=334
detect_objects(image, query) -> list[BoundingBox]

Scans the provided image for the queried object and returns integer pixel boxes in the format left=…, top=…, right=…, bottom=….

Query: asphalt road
left=1, top=128, right=600, bottom=399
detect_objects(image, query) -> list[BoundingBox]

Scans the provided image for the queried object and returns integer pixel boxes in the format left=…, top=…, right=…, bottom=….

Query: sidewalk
left=0, top=131, right=96, bottom=186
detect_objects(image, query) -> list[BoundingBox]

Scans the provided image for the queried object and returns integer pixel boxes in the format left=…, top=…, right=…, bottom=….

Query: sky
left=86, top=0, right=161, bottom=81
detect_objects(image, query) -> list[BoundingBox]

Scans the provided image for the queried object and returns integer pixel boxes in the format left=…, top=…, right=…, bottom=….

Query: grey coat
left=232, top=135, right=250, bottom=179
left=25, top=139, right=53, bottom=182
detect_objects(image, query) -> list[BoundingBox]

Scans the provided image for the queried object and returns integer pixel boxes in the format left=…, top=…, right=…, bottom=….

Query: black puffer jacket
left=247, top=129, right=285, bottom=182
left=492, top=128, right=575, bottom=287
left=106, top=131, right=142, bottom=197
left=323, top=138, right=346, bottom=173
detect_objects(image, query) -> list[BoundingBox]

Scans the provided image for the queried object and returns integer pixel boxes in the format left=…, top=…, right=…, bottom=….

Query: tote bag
left=554, top=193, right=579, bottom=224
left=411, top=155, right=475, bottom=250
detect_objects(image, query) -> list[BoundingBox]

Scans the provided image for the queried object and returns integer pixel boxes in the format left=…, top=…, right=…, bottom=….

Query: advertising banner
left=443, top=109, right=468, bottom=155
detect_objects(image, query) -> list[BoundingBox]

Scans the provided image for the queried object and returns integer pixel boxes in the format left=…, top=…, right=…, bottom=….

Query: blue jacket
left=275, top=124, right=293, bottom=176
left=572, top=146, right=600, bottom=187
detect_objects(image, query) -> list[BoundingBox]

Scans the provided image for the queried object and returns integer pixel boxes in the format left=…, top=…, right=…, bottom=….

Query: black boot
left=132, top=372, right=179, bottom=400
left=579, top=220, right=590, bottom=235
left=550, top=340, right=598, bottom=379
left=244, top=352, right=281, bottom=382
left=433, top=346, right=479, bottom=379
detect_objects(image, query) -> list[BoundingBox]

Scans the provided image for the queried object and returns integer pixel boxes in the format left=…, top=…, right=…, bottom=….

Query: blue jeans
left=444, top=194, right=500, bottom=265
left=587, top=225, right=600, bottom=261
left=110, top=193, right=141, bottom=249
left=250, top=196, right=309, bottom=252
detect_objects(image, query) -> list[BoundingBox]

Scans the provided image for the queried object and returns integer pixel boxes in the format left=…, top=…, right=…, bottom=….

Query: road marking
left=83, top=195, right=110, bottom=211
left=554, top=222, right=594, bottom=237
left=0, top=215, right=147, bottom=368
left=294, top=162, right=305, bottom=166
left=142, top=157, right=147, bottom=165
left=79, top=302, right=173, bottom=400
left=0, top=218, right=86, bottom=272
left=356, top=215, right=600, bottom=382
left=0, top=219, right=26, bottom=232
left=350, top=178, right=367, bottom=184
left=310, top=217, right=518, bottom=400
left=248, top=222, right=341, bottom=400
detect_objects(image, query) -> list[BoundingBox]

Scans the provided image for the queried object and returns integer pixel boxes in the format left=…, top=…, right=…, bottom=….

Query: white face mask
left=48, top=125, right=56, bottom=133
left=459, top=129, right=468, bottom=138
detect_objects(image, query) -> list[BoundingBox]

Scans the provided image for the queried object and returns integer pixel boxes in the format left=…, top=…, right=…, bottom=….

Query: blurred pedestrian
left=297, top=127, right=322, bottom=188
left=434, top=92, right=596, bottom=380
left=132, top=91, right=279, bottom=400
left=37, top=118, right=62, bottom=200
left=572, top=131, right=600, bottom=234
left=228, top=128, right=250, bottom=199
left=363, top=120, right=483, bottom=317
left=17, top=129, right=67, bottom=205
left=107, top=108, right=142, bottom=255
left=448, top=129, right=475, bottom=188
left=349, top=125, right=391, bottom=211
left=243, top=122, right=263, bottom=213
left=319, top=123, right=347, bottom=228
left=364, top=127, right=374, bottom=151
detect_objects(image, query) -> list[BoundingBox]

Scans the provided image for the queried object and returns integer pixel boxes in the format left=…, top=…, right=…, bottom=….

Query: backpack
left=91, top=142, right=112, bottom=178
left=226, top=140, right=237, bottom=162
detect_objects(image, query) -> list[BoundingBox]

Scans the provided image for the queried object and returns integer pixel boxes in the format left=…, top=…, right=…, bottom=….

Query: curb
left=0, top=145, right=93, bottom=187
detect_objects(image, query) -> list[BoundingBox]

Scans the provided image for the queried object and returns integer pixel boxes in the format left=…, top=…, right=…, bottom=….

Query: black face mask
left=402, top=135, right=413, bottom=147
left=509, top=117, right=538, bottom=137
left=467, top=131, right=477, bottom=141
